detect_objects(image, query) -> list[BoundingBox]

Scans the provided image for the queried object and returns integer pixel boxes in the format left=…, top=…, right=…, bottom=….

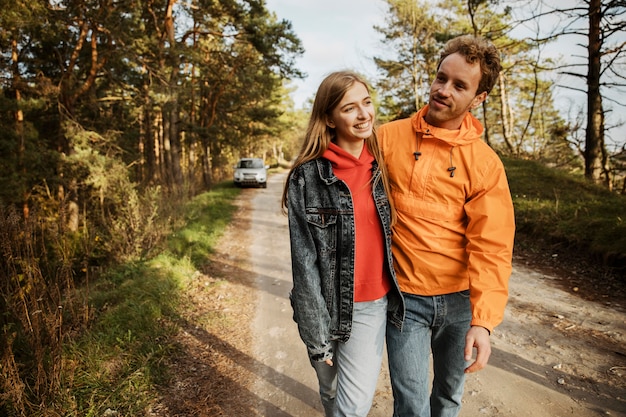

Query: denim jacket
left=287, top=157, right=405, bottom=362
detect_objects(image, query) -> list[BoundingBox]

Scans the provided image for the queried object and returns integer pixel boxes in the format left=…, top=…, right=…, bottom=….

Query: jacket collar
left=411, top=104, right=484, bottom=146
left=315, top=158, right=338, bottom=185
left=314, top=153, right=379, bottom=185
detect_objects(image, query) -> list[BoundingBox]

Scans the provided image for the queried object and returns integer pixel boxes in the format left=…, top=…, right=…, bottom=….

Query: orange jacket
left=378, top=106, right=515, bottom=332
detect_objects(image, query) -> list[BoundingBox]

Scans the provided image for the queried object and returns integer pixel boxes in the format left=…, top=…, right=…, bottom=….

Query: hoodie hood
left=411, top=104, right=484, bottom=147
left=322, top=141, right=374, bottom=170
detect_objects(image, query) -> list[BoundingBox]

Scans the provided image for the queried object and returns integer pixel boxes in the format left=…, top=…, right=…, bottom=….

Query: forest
left=0, top=0, right=625, bottom=415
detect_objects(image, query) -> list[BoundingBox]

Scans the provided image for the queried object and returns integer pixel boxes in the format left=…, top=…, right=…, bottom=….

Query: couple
left=281, top=35, right=516, bottom=417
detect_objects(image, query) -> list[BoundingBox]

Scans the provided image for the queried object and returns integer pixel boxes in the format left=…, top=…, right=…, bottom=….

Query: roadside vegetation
left=1, top=1, right=625, bottom=415
left=0, top=183, right=241, bottom=416
left=507, top=157, right=626, bottom=273
left=2, top=161, right=624, bottom=416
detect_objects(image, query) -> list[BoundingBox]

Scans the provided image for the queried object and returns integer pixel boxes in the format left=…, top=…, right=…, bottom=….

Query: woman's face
left=327, top=82, right=375, bottom=147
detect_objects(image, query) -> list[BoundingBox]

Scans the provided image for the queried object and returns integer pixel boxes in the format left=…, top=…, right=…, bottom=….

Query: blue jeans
left=311, top=296, right=388, bottom=417
left=386, top=291, right=471, bottom=417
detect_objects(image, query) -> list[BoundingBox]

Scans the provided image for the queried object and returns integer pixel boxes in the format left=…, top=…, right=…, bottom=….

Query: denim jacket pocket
left=305, top=209, right=338, bottom=228
left=305, top=208, right=339, bottom=314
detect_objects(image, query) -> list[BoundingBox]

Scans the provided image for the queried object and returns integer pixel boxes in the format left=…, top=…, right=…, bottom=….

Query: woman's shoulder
left=289, top=157, right=329, bottom=180
left=292, top=158, right=324, bottom=173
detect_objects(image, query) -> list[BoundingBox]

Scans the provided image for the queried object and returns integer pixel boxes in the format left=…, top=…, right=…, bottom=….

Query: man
left=378, top=35, right=516, bottom=417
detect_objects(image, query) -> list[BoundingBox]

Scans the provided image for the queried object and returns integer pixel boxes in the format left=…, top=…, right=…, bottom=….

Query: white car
left=233, top=158, right=268, bottom=188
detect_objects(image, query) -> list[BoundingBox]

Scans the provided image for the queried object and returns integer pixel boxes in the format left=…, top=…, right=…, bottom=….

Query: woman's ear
left=326, top=116, right=335, bottom=128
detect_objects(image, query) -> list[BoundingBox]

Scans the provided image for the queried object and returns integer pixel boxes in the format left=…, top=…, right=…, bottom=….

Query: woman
left=281, top=71, right=404, bottom=417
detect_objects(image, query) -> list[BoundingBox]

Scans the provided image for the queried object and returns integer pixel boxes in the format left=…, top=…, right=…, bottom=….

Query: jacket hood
left=411, top=104, right=484, bottom=146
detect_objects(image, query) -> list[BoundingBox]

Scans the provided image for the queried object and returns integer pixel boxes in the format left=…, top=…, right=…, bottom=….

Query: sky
left=265, top=0, right=387, bottom=108
left=265, top=0, right=624, bottom=145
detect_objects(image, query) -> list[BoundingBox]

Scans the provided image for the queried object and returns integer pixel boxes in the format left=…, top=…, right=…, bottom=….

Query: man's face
left=424, top=52, right=487, bottom=130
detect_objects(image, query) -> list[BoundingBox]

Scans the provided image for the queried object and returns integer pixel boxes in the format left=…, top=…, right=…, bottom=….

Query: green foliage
left=374, top=0, right=572, bottom=166
left=0, top=94, right=60, bottom=208
left=0, top=0, right=305, bottom=203
left=506, top=157, right=626, bottom=268
left=167, top=184, right=240, bottom=266
left=374, top=0, right=444, bottom=121
left=105, top=184, right=164, bottom=262
left=0, top=183, right=239, bottom=416
left=53, top=123, right=170, bottom=263
left=60, top=257, right=188, bottom=416
left=57, top=186, right=239, bottom=416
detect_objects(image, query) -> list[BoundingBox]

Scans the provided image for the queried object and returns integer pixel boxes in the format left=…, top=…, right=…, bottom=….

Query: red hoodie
left=323, top=142, right=391, bottom=302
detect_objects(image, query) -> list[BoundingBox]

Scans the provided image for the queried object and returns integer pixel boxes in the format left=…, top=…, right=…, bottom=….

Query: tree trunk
left=168, top=95, right=184, bottom=189
left=498, top=72, right=514, bottom=152
left=162, top=107, right=174, bottom=189
left=201, top=141, right=212, bottom=189
left=139, top=90, right=158, bottom=185
left=57, top=16, right=107, bottom=231
left=160, top=0, right=183, bottom=192
left=11, top=38, right=29, bottom=219
left=585, top=0, right=606, bottom=185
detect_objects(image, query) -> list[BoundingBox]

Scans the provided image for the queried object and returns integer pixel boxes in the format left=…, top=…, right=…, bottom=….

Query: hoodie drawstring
left=448, top=147, right=456, bottom=178
left=416, top=131, right=457, bottom=178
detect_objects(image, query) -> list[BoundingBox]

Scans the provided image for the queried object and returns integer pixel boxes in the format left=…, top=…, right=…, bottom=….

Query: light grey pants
left=311, top=295, right=388, bottom=417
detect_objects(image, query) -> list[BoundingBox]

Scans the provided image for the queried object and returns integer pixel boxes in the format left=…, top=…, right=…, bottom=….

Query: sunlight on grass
left=58, top=185, right=241, bottom=416
left=167, top=186, right=240, bottom=265
left=505, top=157, right=626, bottom=262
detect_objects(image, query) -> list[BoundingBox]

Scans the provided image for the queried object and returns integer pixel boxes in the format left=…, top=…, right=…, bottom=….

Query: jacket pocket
left=305, top=208, right=339, bottom=314
left=305, top=209, right=338, bottom=227
left=393, top=192, right=464, bottom=222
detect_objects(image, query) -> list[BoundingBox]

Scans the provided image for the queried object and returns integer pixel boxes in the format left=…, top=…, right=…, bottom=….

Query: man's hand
left=464, top=326, right=491, bottom=373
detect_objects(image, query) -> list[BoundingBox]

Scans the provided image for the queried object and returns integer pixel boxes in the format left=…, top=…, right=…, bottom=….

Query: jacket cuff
left=310, top=348, right=333, bottom=362
left=470, top=319, right=493, bottom=335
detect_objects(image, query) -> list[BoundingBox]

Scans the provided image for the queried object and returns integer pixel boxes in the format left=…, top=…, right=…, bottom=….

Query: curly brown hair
left=438, top=35, right=502, bottom=95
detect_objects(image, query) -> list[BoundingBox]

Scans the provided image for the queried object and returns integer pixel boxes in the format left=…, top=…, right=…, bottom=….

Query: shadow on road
left=489, top=345, right=626, bottom=415
left=156, top=315, right=320, bottom=416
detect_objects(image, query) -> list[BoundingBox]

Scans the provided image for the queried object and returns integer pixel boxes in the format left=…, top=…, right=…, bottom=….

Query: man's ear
left=471, top=91, right=488, bottom=110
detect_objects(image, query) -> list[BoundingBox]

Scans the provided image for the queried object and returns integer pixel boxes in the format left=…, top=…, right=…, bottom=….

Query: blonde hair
left=281, top=70, right=396, bottom=224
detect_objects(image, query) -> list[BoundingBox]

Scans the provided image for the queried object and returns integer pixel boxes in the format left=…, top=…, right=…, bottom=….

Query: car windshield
left=238, top=159, right=263, bottom=169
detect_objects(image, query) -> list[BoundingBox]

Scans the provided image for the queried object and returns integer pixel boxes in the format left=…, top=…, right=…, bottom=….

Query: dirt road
left=246, top=172, right=625, bottom=417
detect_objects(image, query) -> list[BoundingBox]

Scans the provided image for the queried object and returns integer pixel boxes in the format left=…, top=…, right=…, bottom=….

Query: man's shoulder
left=470, top=139, right=504, bottom=160
left=463, top=140, right=507, bottom=175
